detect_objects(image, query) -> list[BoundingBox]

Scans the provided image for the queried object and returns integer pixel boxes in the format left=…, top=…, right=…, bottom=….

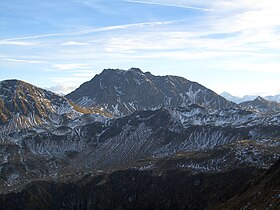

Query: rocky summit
left=66, top=68, right=236, bottom=116
left=1, top=69, right=280, bottom=210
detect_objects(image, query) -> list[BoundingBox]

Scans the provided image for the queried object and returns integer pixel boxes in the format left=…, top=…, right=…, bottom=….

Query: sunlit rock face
left=0, top=79, right=80, bottom=135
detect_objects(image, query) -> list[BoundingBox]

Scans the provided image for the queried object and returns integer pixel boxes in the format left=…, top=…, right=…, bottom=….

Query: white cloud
left=0, top=40, right=39, bottom=46
left=1, top=58, right=43, bottom=64
left=46, top=69, right=97, bottom=94
left=49, top=76, right=93, bottom=94
left=3, top=0, right=280, bottom=96
left=61, top=41, right=89, bottom=46
left=1, top=20, right=178, bottom=42
left=46, top=84, right=76, bottom=94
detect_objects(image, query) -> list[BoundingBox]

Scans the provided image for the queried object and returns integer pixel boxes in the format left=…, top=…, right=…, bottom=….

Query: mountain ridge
left=1, top=70, right=280, bottom=209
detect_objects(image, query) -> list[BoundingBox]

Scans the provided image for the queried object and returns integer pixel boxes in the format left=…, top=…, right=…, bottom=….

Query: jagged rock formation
left=66, top=68, right=236, bottom=116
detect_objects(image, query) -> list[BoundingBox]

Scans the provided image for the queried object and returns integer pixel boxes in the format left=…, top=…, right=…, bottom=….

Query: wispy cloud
left=0, top=40, right=39, bottom=46
left=47, top=69, right=96, bottom=94
left=1, top=20, right=178, bottom=42
left=2, top=0, right=280, bottom=96
left=1, top=33, right=66, bottom=42
left=49, top=75, right=94, bottom=94
left=61, top=41, right=89, bottom=46
left=124, top=0, right=211, bottom=11
left=1, top=58, right=43, bottom=64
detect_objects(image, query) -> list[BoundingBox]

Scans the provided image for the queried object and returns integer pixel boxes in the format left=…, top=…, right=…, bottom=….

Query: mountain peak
left=100, top=68, right=124, bottom=74
left=1, top=79, right=28, bottom=88
left=0, top=79, right=63, bottom=100
left=100, top=68, right=144, bottom=75
left=220, top=91, right=233, bottom=97
left=255, top=96, right=266, bottom=102
left=66, top=68, right=236, bottom=116
left=128, top=67, right=143, bottom=74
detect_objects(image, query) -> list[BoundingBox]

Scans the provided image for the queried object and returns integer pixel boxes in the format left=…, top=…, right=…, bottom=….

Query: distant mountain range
left=239, top=96, right=280, bottom=113
left=0, top=68, right=279, bottom=209
left=221, top=91, right=280, bottom=103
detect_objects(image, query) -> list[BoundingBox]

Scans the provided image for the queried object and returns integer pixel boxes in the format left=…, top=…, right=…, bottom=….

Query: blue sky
left=1, top=0, right=280, bottom=96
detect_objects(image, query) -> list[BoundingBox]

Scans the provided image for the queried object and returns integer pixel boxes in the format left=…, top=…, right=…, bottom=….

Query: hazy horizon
left=1, top=0, right=280, bottom=97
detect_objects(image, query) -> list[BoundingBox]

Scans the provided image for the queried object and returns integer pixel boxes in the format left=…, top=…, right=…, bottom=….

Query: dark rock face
left=66, top=68, right=236, bottom=116
left=0, top=167, right=264, bottom=210
left=215, top=158, right=280, bottom=210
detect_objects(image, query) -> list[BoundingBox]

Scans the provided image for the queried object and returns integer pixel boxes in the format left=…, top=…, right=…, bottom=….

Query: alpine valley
left=1, top=68, right=280, bottom=210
